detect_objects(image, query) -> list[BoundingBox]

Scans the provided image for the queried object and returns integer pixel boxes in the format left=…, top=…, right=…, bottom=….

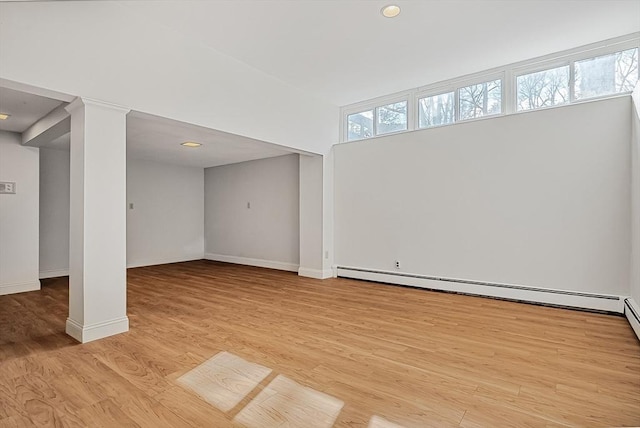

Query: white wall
left=0, top=131, right=40, bottom=295
left=0, top=2, right=338, bottom=155
left=631, top=87, right=640, bottom=303
left=39, top=147, right=70, bottom=278
left=126, top=158, right=204, bottom=267
left=335, top=97, right=632, bottom=297
left=38, top=153, right=204, bottom=272
left=205, top=155, right=299, bottom=270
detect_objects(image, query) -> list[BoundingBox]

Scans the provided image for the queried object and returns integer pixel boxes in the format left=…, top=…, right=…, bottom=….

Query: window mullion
left=454, top=88, right=460, bottom=123
left=504, top=70, right=514, bottom=115
left=569, top=62, right=576, bottom=102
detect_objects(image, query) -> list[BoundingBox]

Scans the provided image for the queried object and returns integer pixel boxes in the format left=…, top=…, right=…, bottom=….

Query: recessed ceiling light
left=381, top=4, right=401, bottom=18
left=0, top=113, right=10, bottom=120
left=181, top=141, right=202, bottom=148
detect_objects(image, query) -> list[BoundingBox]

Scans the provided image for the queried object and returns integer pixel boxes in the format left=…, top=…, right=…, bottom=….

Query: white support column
left=322, top=148, right=335, bottom=276
left=65, top=97, right=130, bottom=343
left=299, top=153, right=334, bottom=279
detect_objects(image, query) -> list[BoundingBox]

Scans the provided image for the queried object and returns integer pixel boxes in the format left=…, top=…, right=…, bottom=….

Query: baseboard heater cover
left=624, top=298, right=640, bottom=340
left=336, top=266, right=623, bottom=313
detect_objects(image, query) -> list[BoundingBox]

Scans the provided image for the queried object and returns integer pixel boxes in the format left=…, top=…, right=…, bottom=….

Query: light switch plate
left=0, top=182, right=16, bottom=194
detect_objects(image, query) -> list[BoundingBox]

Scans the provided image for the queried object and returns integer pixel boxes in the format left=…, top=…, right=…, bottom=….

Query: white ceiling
left=119, top=0, right=640, bottom=106
left=4, top=0, right=639, bottom=167
left=0, top=87, right=63, bottom=133
left=37, top=111, right=299, bottom=168
left=125, top=112, right=299, bottom=168
left=1, top=89, right=298, bottom=168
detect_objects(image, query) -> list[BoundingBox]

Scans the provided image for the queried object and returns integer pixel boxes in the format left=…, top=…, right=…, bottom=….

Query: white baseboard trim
left=127, top=255, right=204, bottom=269
left=298, top=268, right=335, bottom=279
left=624, top=298, right=640, bottom=341
left=39, top=258, right=205, bottom=277
left=38, top=258, right=204, bottom=276
left=0, top=280, right=41, bottom=296
left=204, top=253, right=299, bottom=272
left=66, top=316, right=129, bottom=343
left=40, top=269, right=69, bottom=279
left=337, top=266, right=624, bottom=313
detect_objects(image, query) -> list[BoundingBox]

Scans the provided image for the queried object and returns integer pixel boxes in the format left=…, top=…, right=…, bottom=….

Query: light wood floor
left=1, top=260, right=639, bottom=427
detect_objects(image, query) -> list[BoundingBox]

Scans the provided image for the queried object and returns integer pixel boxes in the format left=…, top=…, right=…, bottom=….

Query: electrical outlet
left=395, top=260, right=401, bottom=269
left=0, top=181, right=16, bottom=194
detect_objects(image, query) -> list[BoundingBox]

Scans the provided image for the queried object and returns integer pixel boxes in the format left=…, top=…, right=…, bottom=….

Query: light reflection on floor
left=178, top=351, right=406, bottom=427
left=234, top=374, right=344, bottom=428
left=177, top=351, right=272, bottom=412
left=368, top=415, right=407, bottom=428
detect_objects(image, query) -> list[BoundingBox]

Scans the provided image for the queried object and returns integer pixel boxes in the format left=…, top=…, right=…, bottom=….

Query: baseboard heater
left=624, top=298, right=640, bottom=340
left=625, top=299, right=640, bottom=322
left=336, top=266, right=623, bottom=314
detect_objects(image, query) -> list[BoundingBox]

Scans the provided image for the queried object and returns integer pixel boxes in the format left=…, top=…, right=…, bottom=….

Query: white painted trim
left=127, top=256, right=204, bottom=269
left=41, top=258, right=205, bottom=276
left=0, top=77, right=76, bottom=102
left=66, top=316, right=129, bottom=344
left=343, top=92, right=412, bottom=141
left=624, top=298, right=640, bottom=341
left=204, top=253, right=299, bottom=272
left=298, top=268, right=334, bottom=279
left=65, top=96, right=130, bottom=115
left=22, top=104, right=70, bottom=147
left=39, top=269, right=69, bottom=279
left=337, top=267, right=624, bottom=313
left=0, top=280, right=41, bottom=296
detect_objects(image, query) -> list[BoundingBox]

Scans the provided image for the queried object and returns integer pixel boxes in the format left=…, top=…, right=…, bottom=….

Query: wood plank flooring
left=1, top=260, right=639, bottom=427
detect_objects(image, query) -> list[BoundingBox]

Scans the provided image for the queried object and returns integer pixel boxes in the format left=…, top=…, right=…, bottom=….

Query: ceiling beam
left=22, top=104, right=70, bottom=147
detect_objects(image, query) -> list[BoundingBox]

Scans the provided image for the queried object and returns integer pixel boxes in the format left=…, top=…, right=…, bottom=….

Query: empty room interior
left=1, top=1, right=640, bottom=427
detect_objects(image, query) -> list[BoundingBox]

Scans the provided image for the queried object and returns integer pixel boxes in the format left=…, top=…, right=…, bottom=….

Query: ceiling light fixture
left=0, top=113, right=10, bottom=120
left=181, top=141, right=202, bottom=148
left=381, top=4, right=401, bottom=18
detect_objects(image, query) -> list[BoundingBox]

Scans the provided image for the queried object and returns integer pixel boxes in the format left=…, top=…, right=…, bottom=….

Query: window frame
left=339, top=33, right=640, bottom=143
left=456, top=73, right=505, bottom=123
left=375, top=100, right=409, bottom=136
left=415, top=87, right=457, bottom=130
left=571, top=46, right=639, bottom=102
left=346, top=109, right=375, bottom=142
left=342, top=92, right=411, bottom=142
left=512, top=61, right=572, bottom=113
